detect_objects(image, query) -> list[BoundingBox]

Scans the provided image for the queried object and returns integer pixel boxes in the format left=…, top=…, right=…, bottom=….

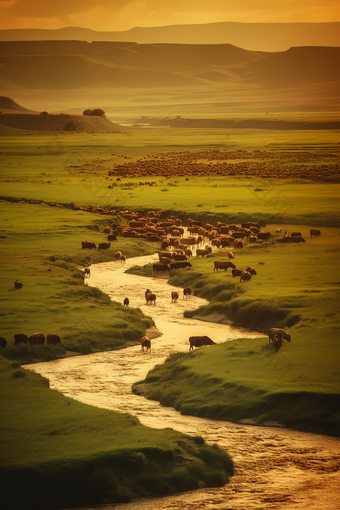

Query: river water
left=27, top=253, right=340, bottom=510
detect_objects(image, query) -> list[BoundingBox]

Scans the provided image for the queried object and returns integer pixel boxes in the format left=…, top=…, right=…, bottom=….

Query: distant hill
left=0, top=22, right=339, bottom=52
left=0, top=96, right=37, bottom=113
left=0, top=41, right=339, bottom=91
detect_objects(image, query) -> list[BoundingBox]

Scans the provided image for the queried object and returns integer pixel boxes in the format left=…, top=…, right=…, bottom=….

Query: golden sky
left=0, top=0, right=339, bottom=31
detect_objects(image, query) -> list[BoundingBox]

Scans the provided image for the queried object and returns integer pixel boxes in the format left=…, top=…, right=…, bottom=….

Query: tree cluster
left=83, top=109, right=106, bottom=117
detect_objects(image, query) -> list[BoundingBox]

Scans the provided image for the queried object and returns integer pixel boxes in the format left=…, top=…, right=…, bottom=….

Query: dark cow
left=103, top=226, right=111, bottom=234
left=171, top=291, right=179, bottom=303
left=184, top=248, right=193, bottom=258
left=310, top=228, right=321, bottom=237
left=0, top=336, right=7, bottom=348
left=234, top=239, right=244, bottom=249
left=82, top=240, right=96, bottom=249
left=268, top=328, right=291, bottom=344
left=196, top=248, right=209, bottom=257
left=145, top=292, right=156, bottom=305
left=141, top=336, right=151, bottom=352
left=84, top=267, right=91, bottom=278
left=14, top=333, right=28, bottom=345
left=291, top=232, right=302, bottom=237
left=170, top=262, right=192, bottom=270
left=98, top=241, right=111, bottom=250
left=189, top=336, right=215, bottom=351
left=14, top=279, right=23, bottom=289
left=153, top=263, right=170, bottom=275
left=107, top=234, right=117, bottom=241
left=123, top=297, right=129, bottom=306
left=46, top=334, right=60, bottom=345
left=183, top=286, right=193, bottom=299
left=28, top=333, right=45, bottom=345
left=240, top=271, right=252, bottom=282
left=173, top=254, right=188, bottom=261
left=214, top=261, right=236, bottom=272
left=258, top=232, right=271, bottom=241
left=246, top=266, right=257, bottom=275
left=120, top=255, right=126, bottom=262
left=159, top=256, right=171, bottom=265
left=232, top=268, right=243, bottom=277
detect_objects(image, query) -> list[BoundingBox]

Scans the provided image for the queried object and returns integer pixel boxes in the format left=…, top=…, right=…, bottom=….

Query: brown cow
left=28, top=333, right=45, bottom=345
left=228, top=251, right=235, bottom=259
left=115, top=251, right=122, bottom=260
left=234, top=239, right=244, bottom=249
left=268, top=328, right=291, bottom=344
left=214, top=261, right=236, bottom=272
left=232, top=268, right=243, bottom=277
left=258, top=232, right=271, bottom=241
left=46, top=334, right=60, bottom=345
left=159, top=256, right=171, bottom=265
left=0, top=336, right=7, bottom=348
left=84, top=267, right=91, bottom=278
left=123, top=297, right=129, bottom=306
left=103, top=226, right=111, bottom=234
left=171, top=291, right=179, bottom=303
left=196, top=248, right=210, bottom=257
left=272, top=333, right=283, bottom=352
left=153, top=263, right=170, bottom=275
left=310, top=228, right=321, bottom=237
left=81, top=240, right=96, bottom=249
left=189, top=336, right=215, bottom=351
left=141, top=336, right=151, bottom=352
left=183, top=286, right=193, bottom=299
left=145, top=292, right=156, bottom=305
left=240, top=271, right=252, bottom=282
left=246, top=266, right=257, bottom=275
left=14, top=333, right=28, bottom=345
left=14, top=279, right=23, bottom=289
left=98, top=241, right=111, bottom=250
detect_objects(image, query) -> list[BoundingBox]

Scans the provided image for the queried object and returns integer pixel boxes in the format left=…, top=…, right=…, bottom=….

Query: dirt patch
left=192, top=311, right=231, bottom=324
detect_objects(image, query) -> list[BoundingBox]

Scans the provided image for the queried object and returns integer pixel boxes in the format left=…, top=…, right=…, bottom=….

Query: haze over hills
left=0, top=22, right=339, bottom=52
left=0, top=40, right=339, bottom=118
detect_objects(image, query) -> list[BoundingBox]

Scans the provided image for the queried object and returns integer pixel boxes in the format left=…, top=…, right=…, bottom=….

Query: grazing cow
left=98, top=241, right=111, bottom=250
left=196, top=249, right=210, bottom=257
left=291, top=232, right=302, bottom=237
left=141, top=336, right=151, bottom=352
left=107, top=234, right=117, bottom=241
left=185, top=248, right=193, bottom=258
left=214, top=261, right=236, bottom=272
left=272, top=333, right=283, bottom=352
left=310, top=228, right=321, bottom=237
left=84, top=267, right=91, bottom=278
left=248, top=235, right=257, bottom=243
left=240, top=271, right=252, bottom=282
left=28, top=333, right=45, bottom=345
left=174, top=254, right=187, bottom=261
left=0, top=336, right=7, bottom=348
left=268, top=328, right=291, bottom=344
left=145, top=289, right=152, bottom=298
left=246, top=266, right=257, bottom=275
left=123, top=297, right=129, bottom=306
left=145, top=292, right=156, bottom=305
left=115, top=251, right=122, bottom=260
left=46, top=334, right=60, bottom=345
left=159, top=256, right=171, bottom=265
left=82, top=240, right=97, bottom=249
left=170, top=262, right=192, bottom=270
left=228, top=251, right=235, bottom=259
left=14, top=279, right=23, bottom=289
left=103, top=226, right=111, bottom=234
left=120, top=255, right=126, bottom=262
left=234, top=239, right=244, bottom=249
left=189, top=336, right=215, bottom=351
left=232, top=268, right=243, bottom=277
left=183, top=286, right=193, bottom=299
left=153, top=263, right=170, bottom=275
left=171, top=291, right=179, bottom=303
left=258, top=232, right=271, bottom=241
left=14, top=333, right=28, bottom=345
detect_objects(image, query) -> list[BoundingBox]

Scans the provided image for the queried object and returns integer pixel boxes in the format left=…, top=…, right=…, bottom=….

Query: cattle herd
left=2, top=205, right=319, bottom=353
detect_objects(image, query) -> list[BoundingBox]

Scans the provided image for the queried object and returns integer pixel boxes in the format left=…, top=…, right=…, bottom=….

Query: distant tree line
left=83, top=109, right=106, bottom=117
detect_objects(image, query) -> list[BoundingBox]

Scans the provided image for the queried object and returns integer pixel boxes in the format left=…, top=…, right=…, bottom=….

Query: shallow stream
left=27, top=253, right=340, bottom=510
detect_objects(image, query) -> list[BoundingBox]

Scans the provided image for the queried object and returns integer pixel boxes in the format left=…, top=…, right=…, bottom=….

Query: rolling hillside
left=0, top=41, right=339, bottom=91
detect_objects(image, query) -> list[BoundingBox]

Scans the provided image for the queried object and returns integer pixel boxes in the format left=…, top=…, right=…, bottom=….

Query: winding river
left=27, top=253, right=340, bottom=510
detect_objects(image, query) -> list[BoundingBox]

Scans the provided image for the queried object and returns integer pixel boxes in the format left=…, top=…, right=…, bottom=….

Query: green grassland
left=0, top=124, right=339, bottom=507
left=0, top=356, right=233, bottom=509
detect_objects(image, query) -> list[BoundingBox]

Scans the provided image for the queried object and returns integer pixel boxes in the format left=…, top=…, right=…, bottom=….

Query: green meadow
left=0, top=125, right=339, bottom=507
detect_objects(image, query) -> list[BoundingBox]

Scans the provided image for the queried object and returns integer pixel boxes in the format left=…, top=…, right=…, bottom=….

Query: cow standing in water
left=84, top=267, right=91, bottom=278
left=141, top=336, right=151, bottom=352
left=183, top=286, right=193, bottom=299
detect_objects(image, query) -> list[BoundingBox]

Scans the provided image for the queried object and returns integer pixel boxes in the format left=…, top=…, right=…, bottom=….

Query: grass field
left=0, top=124, right=339, bottom=507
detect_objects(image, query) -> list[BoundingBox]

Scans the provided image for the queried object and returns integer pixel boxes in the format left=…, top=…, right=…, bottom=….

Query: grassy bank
left=0, top=356, right=233, bottom=509
left=0, top=200, right=158, bottom=363
left=130, top=224, right=340, bottom=436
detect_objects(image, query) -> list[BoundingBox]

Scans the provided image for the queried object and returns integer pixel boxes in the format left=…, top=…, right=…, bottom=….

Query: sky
left=0, top=0, right=339, bottom=31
